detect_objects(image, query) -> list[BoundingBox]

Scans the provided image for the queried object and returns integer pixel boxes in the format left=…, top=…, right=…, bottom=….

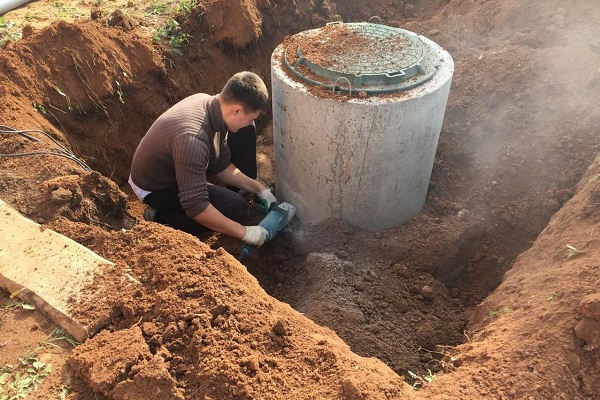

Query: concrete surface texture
left=0, top=199, right=119, bottom=341
left=271, top=26, right=453, bottom=231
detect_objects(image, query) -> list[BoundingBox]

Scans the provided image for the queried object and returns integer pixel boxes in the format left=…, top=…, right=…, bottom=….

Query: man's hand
left=242, top=226, right=269, bottom=246
left=257, top=188, right=277, bottom=214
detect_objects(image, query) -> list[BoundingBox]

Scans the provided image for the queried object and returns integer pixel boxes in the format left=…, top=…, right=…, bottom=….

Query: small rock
left=354, top=281, right=365, bottom=292
left=50, top=187, right=72, bottom=203
left=574, top=319, right=600, bottom=350
left=241, top=356, right=259, bottom=372
left=310, top=13, right=327, bottom=26
left=272, top=319, right=289, bottom=336
left=313, top=334, right=327, bottom=345
left=416, top=321, right=436, bottom=348
left=499, top=211, right=513, bottom=224
left=578, top=294, right=600, bottom=321
left=393, top=298, right=410, bottom=313
left=22, top=25, right=34, bottom=39
left=420, top=285, right=434, bottom=300
left=107, top=9, right=134, bottom=30
left=90, top=8, right=102, bottom=20
left=546, top=199, right=560, bottom=211
left=336, top=250, right=349, bottom=259
left=368, top=324, right=381, bottom=334
left=393, top=263, right=409, bottom=277
left=566, top=352, right=580, bottom=372
left=342, top=379, right=362, bottom=397
left=210, top=304, right=230, bottom=318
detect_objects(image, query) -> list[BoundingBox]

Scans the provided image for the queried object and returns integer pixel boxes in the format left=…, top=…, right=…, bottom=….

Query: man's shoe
left=143, top=206, right=157, bottom=222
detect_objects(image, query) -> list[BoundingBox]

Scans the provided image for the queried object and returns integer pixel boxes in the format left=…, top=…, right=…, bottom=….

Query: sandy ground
left=0, top=0, right=599, bottom=399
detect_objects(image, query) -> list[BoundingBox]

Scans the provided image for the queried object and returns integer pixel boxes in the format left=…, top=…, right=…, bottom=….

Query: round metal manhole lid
left=284, top=22, right=441, bottom=94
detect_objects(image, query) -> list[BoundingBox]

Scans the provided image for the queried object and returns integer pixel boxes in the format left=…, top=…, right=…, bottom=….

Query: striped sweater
left=130, top=94, right=231, bottom=217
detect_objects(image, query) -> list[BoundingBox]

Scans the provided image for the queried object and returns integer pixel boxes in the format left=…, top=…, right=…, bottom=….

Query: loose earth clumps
left=0, top=0, right=599, bottom=399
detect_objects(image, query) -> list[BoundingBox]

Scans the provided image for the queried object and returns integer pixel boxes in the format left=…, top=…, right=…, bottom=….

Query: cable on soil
left=0, top=125, right=93, bottom=172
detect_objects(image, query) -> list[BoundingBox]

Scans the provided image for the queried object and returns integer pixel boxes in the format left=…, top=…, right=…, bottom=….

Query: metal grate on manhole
left=284, top=21, right=441, bottom=95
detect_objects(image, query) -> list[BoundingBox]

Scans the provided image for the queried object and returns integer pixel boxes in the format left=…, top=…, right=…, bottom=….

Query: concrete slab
left=0, top=199, right=119, bottom=342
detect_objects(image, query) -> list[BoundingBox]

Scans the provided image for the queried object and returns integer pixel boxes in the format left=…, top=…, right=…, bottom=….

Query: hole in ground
left=29, top=28, right=591, bottom=383
left=4, top=3, right=599, bottom=396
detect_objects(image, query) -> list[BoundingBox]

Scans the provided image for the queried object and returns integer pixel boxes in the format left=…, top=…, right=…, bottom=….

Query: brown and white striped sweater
left=129, top=94, right=231, bottom=217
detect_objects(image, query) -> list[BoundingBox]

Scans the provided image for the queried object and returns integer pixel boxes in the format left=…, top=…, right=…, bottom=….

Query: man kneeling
left=128, top=71, right=276, bottom=246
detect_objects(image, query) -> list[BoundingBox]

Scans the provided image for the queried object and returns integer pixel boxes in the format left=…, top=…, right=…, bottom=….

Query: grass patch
left=150, top=0, right=198, bottom=54
left=0, top=356, right=52, bottom=400
left=407, top=369, right=436, bottom=390
left=52, top=1, right=86, bottom=19
left=0, top=0, right=199, bottom=54
left=41, top=327, right=81, bottom=349
left=3, top=299, right=35, bottom=311
left=0, top=324, right=79, bottom=399
left=4, top=289, right=35, bottom=311
left=489, top=306, right=513, bottom=320
left=152, top=17, right=190, bottom=54
left=566, top=243, right=584, bottom=258
left=0, top=17, right=22, bottom=47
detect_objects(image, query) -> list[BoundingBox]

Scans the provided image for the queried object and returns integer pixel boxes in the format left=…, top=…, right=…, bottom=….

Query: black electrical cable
left=0, top=125, right=38, bottom=141
left=0, top=125, right=74, bottom=154
left=0, top=151, right=93, bottom=171
left=0, top=125, right=93, bottom=171
left=1, top=124, right=138, bottom=228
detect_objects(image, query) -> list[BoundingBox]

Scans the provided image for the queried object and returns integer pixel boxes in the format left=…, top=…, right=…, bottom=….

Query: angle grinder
left=237, top=202, right=296, bottom=261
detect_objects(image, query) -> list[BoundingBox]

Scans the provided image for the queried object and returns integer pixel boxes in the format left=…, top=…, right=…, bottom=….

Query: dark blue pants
left=143, top=125, right=257, bottom=235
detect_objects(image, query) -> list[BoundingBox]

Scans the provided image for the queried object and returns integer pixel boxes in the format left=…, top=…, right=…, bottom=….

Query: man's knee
left=225, top=193, right=249, bottom=222
left=209, top=185, right=249, bottom=222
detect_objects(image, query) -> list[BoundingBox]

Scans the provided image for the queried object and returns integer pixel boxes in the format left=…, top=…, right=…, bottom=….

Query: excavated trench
left=3, top=1, right=600, bottom=397
left=34, top=34, right=545, bottom=381
left=79, top=117, right=494, bottom=379
left=23, top=20, right=595, bottom=387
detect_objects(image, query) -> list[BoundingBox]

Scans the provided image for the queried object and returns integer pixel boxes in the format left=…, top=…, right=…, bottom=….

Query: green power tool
left=237, top=202, right=296, bottom=261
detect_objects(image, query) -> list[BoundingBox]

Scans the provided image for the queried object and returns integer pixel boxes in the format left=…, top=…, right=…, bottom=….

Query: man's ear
left=232, top=104, right=245, bottom=116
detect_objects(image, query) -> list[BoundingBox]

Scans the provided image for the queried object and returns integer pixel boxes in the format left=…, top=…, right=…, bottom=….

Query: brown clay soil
left=1, top=0, right=600, bottom=399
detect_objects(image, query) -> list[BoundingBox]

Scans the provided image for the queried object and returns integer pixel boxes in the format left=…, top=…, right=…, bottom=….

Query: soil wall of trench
left=0, top=0, right=599, bottom=399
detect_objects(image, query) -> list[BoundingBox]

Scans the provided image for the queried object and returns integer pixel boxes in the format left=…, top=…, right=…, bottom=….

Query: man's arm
left=193, top=204, right=268, bottom=246
left=215, top=164, right=278, bottom=212
left=193, top=203, right=246, bottom=238
left=214, top=164, right=266, bottom=193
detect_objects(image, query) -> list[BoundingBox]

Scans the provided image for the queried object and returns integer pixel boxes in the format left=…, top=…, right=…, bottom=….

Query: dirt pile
left=0, top=0, right=599, bottom=399
left=53, top=221, right=412, bottom=399
left=423, top=154, right=600, bottom=399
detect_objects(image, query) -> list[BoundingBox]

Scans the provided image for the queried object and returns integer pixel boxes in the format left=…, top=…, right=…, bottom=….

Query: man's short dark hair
left=220, top=71, right=269, bottom=113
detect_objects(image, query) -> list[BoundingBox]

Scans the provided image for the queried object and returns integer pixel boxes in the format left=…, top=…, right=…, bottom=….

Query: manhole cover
left=284, top=22, right=441, bottom=94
